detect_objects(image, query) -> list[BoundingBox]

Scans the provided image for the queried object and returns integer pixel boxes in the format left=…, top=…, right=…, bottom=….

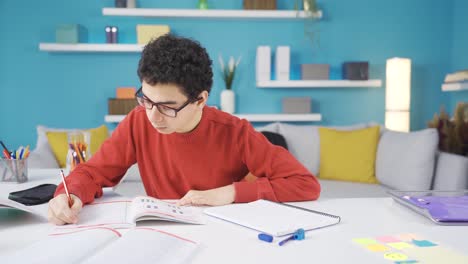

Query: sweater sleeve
left=54, top=110, right=138, bottom=204
left=233, top=121, right=321, bottom=203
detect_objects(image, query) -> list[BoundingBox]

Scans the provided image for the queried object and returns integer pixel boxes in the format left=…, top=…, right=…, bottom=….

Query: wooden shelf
left=102, top=8, right=322, bottom=19
left=105, top=113, right=321, bottom=123
left=441, top=82, right=468, bottom=91
left=39, top=43, right=144, bottom=52
left=257, top=80, right=382, bottom=88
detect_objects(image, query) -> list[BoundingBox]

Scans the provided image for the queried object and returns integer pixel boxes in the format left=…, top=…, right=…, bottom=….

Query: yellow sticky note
left=388, top=242, right=414, bottom=250
left=366, top=244, right=391, bottom=252
left=353, top=238, right=378, bottom=245
left=384, top=252, right=409, bottom=261
left=402, top=246, right=468, bottom=264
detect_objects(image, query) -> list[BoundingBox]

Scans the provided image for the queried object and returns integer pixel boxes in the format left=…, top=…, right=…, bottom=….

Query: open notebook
left=204, top=199, right=341, bottom=237
left=389, top=190, right=468, bottom=225
left=0, top=227, right=198, bottom=264
left=0, top=197, right=48, bottom=219
left=60, top=195, right=205, bottom=229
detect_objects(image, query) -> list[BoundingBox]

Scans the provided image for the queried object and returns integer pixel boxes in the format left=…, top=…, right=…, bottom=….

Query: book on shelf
left=444, top=69, right=468, bottom=83
left=59, top=195, right=205, bottom=229
left=0, top=227, right=199, bottom=264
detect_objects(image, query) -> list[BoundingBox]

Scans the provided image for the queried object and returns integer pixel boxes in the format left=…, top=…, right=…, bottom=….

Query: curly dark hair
left=137, top=34, right=213, bottom=100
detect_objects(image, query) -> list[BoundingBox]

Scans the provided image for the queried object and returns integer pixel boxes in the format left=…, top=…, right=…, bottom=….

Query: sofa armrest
left=432, top=152, right=468, bottom=190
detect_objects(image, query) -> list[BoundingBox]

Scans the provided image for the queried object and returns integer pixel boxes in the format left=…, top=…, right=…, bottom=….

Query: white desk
left=1, top=170, right=468, bottom=263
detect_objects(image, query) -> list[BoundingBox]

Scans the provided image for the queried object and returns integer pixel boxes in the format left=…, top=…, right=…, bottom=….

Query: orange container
left=116, top=87, right=136, bottom=99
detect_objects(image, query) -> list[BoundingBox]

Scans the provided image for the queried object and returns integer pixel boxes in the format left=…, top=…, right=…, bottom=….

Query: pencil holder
left=0, top=158, right=28, bottom=183
left=66, top=131, right=90, bottom=172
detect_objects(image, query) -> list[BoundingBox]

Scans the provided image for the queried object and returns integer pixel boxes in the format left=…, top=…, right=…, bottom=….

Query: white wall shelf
left=441, top=82, right=468, bottom=92
left=257, top=80, right=382, bottom=88
left=105, top=113, right=321, bottom=123
left=39, top=43, right=144, bottom=52
left=102, top=8, right=322, bottom=20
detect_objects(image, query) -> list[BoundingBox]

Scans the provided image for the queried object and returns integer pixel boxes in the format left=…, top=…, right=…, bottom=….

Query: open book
left=204, top=199, right=341, bottom=237
left=63, top=195, right=205, bottom=229
left=0, top=227, right=199, bottom=264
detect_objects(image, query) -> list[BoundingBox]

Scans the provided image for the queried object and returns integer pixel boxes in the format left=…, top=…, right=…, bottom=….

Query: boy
left=48, top=34, right=320, bottom=225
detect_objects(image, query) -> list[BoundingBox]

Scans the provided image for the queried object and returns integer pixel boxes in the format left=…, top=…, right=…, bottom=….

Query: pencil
left=60, top=169, right=73, bottom=207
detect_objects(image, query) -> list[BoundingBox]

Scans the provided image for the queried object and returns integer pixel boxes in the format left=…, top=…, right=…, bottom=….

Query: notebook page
left=82, top=227, right=199, bottom=264
left=56, top=200, right=133, bottom=230
left=204, top=199, right=340, bottom=236
left=129, top=196, right=205, bottom=224
left=0, top=227, right=120, bottom=264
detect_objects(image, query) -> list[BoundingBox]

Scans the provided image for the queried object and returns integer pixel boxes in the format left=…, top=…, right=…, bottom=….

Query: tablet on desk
left=388, top=190, right=468, bottom=225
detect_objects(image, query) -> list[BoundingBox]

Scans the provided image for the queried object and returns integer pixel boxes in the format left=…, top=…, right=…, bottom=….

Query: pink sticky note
left=376, top=236, right=401, bottom=243
left=396, top=233, right=422, bottom=242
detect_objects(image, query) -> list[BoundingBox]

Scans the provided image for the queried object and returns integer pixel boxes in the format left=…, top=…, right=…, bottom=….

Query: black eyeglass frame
left=135, top=87, right=202, bottom=118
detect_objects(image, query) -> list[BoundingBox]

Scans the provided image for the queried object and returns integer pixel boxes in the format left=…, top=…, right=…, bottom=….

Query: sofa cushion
left=432, top=152, right=468, bottom=190
left=318, top=126, right=380, bottom=183
left=318, top=179, right=389, bottom=199
left=277, top=123, right=368, bottom=176
left=376, top=128, right=438, bottom=190
left=254, top=122, right=279, bottom=133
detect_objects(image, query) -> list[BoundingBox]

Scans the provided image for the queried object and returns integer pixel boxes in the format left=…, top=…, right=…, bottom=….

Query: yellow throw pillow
left=46, top=125, right=109, bottom=168
left=318, top=126, right=380, bottom=183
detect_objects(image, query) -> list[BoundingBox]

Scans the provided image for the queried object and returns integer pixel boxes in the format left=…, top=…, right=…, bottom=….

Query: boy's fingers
left=48, top=207, right=66, bottom=226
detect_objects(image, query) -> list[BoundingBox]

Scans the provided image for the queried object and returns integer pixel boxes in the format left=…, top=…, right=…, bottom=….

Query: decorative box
left=55, top=24, right=87, bottom=43
left=243, top=0, right=276, bottom=10
left=301, top=64, right=330, bottom=80
left=136, top=25, right=170, bottom=44
left=342, top=62, right=369, bottom=80
left=108, top=99, right=139, bottom=115
left=282, top=97, right=312, bottom=114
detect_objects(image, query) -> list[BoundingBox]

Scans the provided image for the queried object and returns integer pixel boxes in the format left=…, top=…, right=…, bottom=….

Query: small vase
left=220, top=89, right=235, bottom=114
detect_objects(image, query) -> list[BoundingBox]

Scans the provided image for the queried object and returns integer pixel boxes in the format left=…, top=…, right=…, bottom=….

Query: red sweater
left=55, top=106, right=320, bottom=204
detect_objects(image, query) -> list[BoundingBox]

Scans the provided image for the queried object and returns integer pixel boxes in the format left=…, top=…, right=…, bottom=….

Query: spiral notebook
left=204, top=199, right=341, bottom=237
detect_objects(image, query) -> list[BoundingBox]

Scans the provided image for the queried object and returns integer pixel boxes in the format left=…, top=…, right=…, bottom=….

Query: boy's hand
left=177, top=184, right=236, bottom=206
left=48, top=194, right=83, bottom=225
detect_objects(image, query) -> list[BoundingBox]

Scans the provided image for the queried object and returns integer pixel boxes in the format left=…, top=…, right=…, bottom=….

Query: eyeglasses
left=135, top=87, right=202, bottom=118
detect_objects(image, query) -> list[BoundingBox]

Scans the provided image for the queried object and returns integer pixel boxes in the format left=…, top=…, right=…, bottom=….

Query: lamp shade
left=385, top=57, right=411, bottom=132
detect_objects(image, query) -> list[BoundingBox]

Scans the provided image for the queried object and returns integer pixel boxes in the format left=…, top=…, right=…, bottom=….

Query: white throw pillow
left=277, top=123, right=320, bottom=175
left=432, top=152, right=468, bottom=190
left=277, top=123, right=368, bottom=176
left=27, top=142, right=60, bottom=168
left=376, top=128, right=438, bottom=190
left=254, top=122, right=279, bottom=133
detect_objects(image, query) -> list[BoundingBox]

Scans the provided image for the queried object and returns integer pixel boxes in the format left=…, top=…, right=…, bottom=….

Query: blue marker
left=278, top=228, right=305, bottom=246
left=258, top=233, right=273, bottom=243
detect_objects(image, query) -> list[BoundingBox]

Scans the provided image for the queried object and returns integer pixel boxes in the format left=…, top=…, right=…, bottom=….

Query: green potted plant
left=294, top=0, right=322, bottom=48
left=218, top=55, right=241, bottom=114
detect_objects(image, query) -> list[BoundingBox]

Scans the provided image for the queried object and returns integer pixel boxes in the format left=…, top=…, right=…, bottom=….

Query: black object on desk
left=8, top=184, right=57, bottom=206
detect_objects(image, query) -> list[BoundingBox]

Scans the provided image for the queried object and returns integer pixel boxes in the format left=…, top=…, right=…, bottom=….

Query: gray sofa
left=114, top=122, right=468, bottom=200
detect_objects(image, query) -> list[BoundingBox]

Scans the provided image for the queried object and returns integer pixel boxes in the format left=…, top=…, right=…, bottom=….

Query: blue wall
left=447, top=0, right=468, bottom=112
left=0, top=0, right=456, bottom=149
